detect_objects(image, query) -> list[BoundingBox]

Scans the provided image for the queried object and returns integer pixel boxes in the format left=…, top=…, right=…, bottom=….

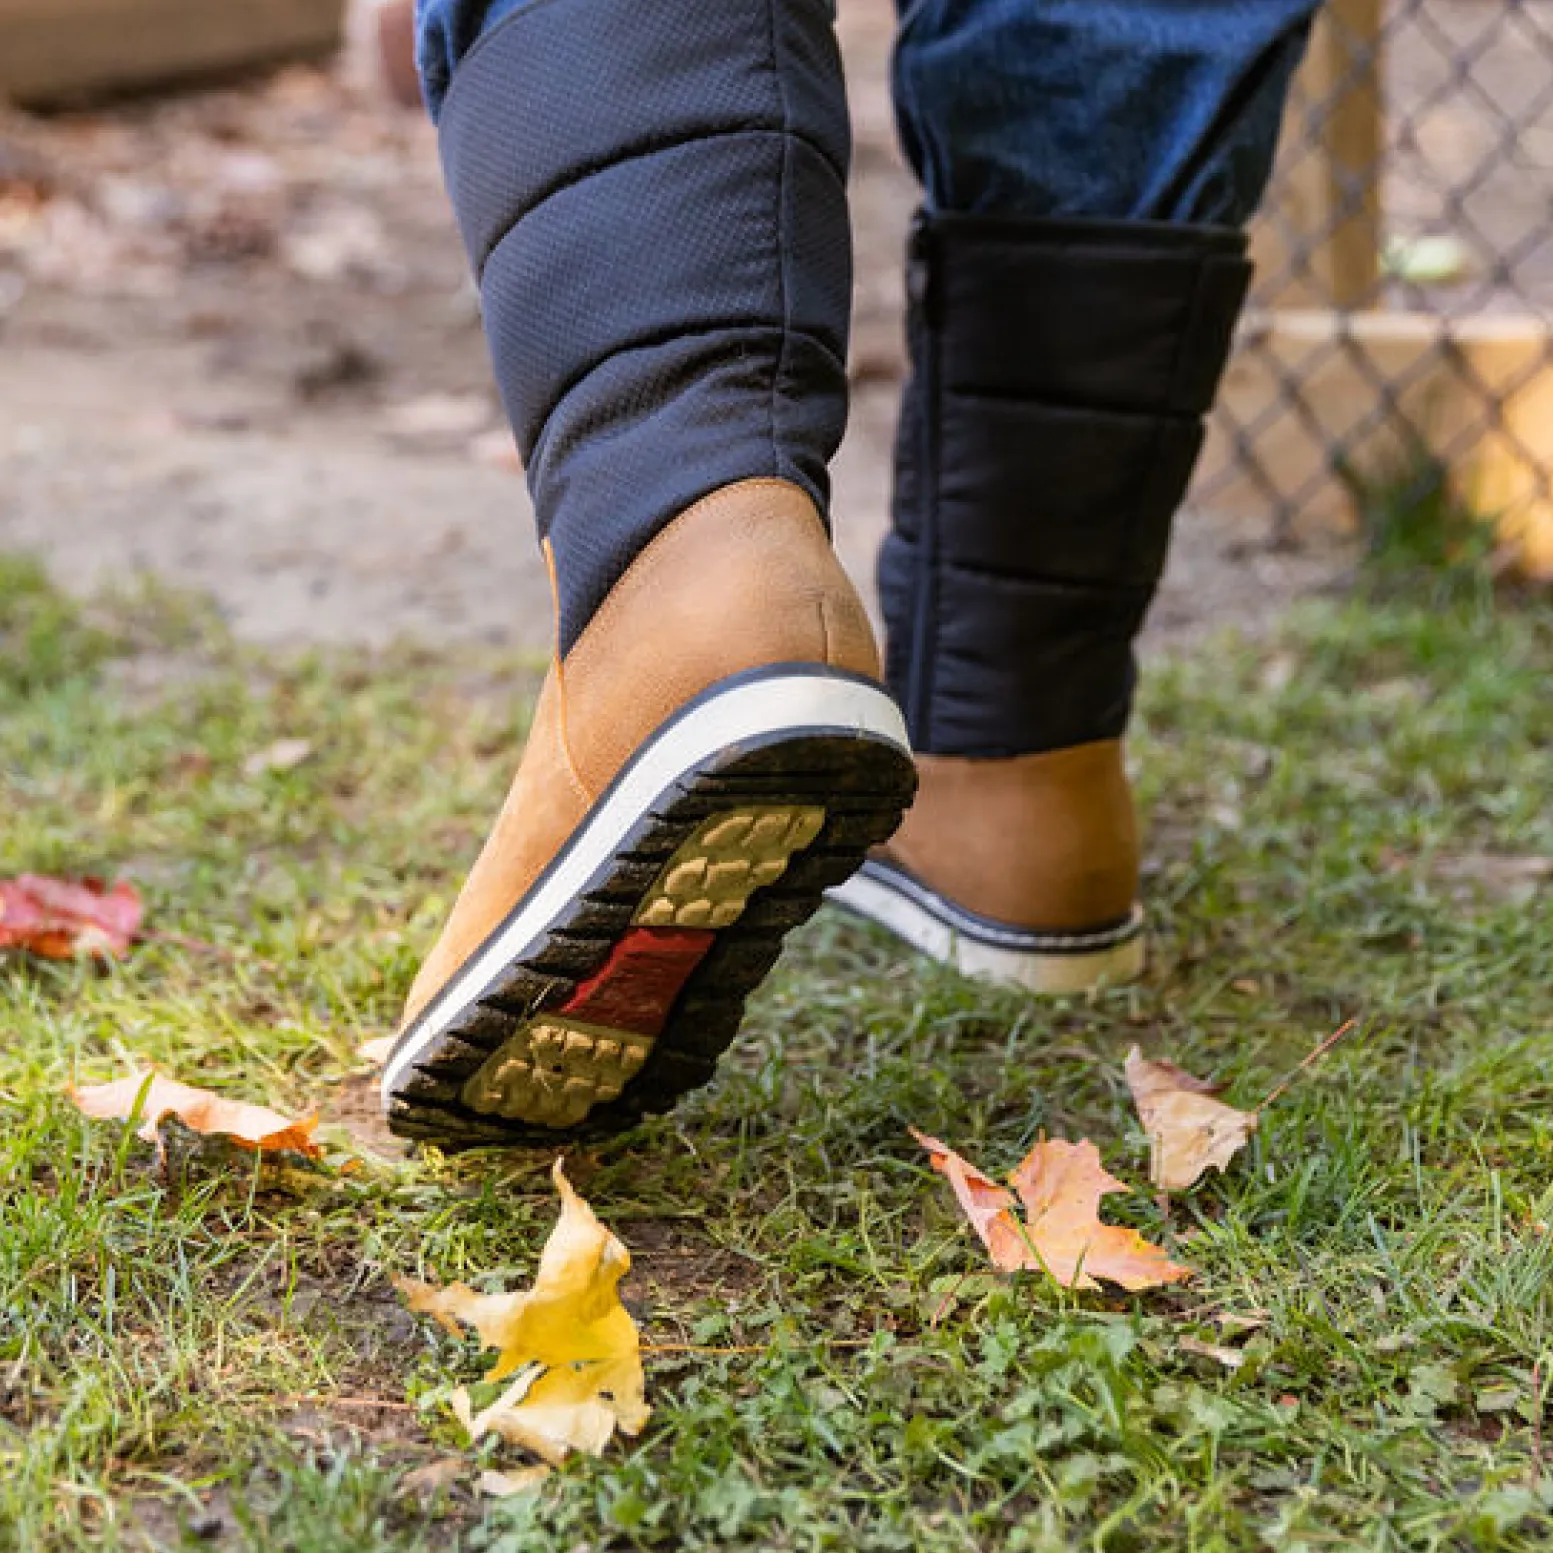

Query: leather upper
left=401, top=479, right=881, bottom=1028
left=882, top=739, right=1139, bottom=932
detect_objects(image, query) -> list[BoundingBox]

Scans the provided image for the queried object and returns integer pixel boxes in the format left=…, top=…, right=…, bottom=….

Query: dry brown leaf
left=398, top=1160, right=649, bottom=1465
left=380, top=392, right=493, bottom=443
left=0, top=875, right=143, bottom=959
left=69, top=1071, right=321, bottom=1159
left=1178, top=1336, right=1247, bottom=1371
left=357, top=1034, right=396, bottom=1067
left=1124, top=1046, right=1258, bottom=1192
left=915, top=1132, right=1190, bottom=1292
left=1429, top=852, right=1553, bottom=903
left=398, top=1457, right=466, bottom=1501
left=242, top=737, right=313, bottom=778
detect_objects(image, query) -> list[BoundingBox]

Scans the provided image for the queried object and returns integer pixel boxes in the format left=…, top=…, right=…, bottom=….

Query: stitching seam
left=521, top=321, right=846, bottom=479
left=462, top=126, right=848, bottom=279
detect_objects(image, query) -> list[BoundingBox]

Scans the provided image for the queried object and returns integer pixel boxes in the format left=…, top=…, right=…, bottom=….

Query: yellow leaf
left=479, top=1465, right=550, bottom=1498
left=399, top=1160, right=649, bottom=1462
left=69, top=1071, right=319, bottom=1158
left=914, top=1132, right=1191, bottom=1292
left=1124, top=1046, right=1257, bottom=1192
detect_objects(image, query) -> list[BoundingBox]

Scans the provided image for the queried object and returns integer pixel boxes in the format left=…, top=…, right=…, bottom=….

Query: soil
left=0, top=0, right=1355, bottom=660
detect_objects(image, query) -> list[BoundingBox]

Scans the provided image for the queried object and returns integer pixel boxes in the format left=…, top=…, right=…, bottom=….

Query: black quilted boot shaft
left=880, top=214, right=1253, bottom=757
left=435, top=0, right=853, bottom=655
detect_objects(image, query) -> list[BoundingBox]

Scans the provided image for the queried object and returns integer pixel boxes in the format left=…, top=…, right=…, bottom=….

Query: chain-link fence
left=1195, top=0, right=1553, bottom=578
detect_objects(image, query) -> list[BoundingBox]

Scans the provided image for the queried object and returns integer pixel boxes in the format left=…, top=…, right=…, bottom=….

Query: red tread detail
left=559, top=926, right=716, bottom=1037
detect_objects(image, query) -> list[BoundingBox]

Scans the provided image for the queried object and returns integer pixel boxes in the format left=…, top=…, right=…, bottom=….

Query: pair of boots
left=379, top=211, right=1251, bottom=1149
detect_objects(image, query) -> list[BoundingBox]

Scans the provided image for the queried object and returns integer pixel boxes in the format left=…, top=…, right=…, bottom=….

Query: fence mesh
left=1195, top=0, right=1553, bottom=577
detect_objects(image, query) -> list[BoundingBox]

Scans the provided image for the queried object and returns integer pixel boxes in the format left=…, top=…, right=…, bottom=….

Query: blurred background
left=0, top=0, right=1547, bottom=660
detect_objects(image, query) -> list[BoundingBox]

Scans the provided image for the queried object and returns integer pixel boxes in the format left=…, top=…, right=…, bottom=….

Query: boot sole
left=828, top=858, right=1145, bottom=995
left=382, top=666, right=916, bottom=1149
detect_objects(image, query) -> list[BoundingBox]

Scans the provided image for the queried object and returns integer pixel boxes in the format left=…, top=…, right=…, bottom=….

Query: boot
left=834, top=743, right=1144, bottom=993
left=382, top=480, right=915, bottom=1146
left=833, top=214, right=1251, bottom=992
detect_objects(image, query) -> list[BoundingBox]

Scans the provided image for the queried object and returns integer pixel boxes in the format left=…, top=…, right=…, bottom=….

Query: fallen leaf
left=914, top=1132, right=1190, bottom=1292
left=358, top=1034, right=396, bottom=1067
left=909, top=1130, right=1029, bottom=1271
left=1010, top=1139, right=1193, bottom=1291
left=1429, top=852, right=1553, bottom=903
left=70, top=1071, right=320, bottom=1159
left=1259, top=651, right=1298, bottom=693
left=1215, top=1313, right=1268, bottom=1339
left=398, top=1457, right=466, bottom=1500
left=454, top=1359, right=641, bottom=1464
left=399, top=1160, right=649, bottom=1464
left=479, top=1466, right=549, bottom=1498
left=282, top=204, right=397, bottom=285
left=242, top=737, right=313, bottom=778
left=0, top=875, right=143, bottom=959
left=169, top=749, right=215, bottom=781
left=1125, top=1046, right=1257, bottom=1193
left=1179, top=1336, right=1247, bottom=1371
left=1475, top=1385, right=1520, bottom=1415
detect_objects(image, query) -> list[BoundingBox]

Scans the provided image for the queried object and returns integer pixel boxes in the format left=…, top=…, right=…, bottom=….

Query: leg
left=383, top=0, right=915, bottom=1146
left=834, top=0, right=1318, bottom=990
left=416, top=0, right=855, bottom=647
left=889, top=0, right=1317, bottom=226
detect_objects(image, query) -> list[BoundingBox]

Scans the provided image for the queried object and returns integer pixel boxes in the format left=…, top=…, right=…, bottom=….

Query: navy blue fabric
left=431, top=0, right=851, bottom=651
left=881, top=214, right=1252, bottom=755
left=416, top=0, right=1308, bottom=751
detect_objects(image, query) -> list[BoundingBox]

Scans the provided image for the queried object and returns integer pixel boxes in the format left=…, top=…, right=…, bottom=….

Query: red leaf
left=0, top=875, right=143, bottom=959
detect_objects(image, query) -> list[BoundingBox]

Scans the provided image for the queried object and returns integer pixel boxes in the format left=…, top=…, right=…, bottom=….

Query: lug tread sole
left=385, top=733, right=914, bottom=1150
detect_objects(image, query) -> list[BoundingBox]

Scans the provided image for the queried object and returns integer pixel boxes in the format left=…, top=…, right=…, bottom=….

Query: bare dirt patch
left=0, top=1, right=1354, bottom=664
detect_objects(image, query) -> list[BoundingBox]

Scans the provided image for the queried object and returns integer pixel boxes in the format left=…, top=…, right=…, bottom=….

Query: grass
left=1340, top=441, right=1501, bottom=597
left=2, top=555, right=1551, bottom=1551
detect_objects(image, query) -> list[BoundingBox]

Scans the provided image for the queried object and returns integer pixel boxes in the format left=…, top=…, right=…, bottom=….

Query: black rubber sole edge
left=384, top=728, right=916, bottom=1150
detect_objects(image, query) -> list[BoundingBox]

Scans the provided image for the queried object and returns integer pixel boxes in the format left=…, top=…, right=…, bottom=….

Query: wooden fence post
left=1252, top=0, right=1386, bottom=308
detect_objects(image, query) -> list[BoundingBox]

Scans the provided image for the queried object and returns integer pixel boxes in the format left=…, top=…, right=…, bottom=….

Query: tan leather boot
left=382, top=479, right=916, bottom=1146
left=828, top=741, right=1145, bottom=993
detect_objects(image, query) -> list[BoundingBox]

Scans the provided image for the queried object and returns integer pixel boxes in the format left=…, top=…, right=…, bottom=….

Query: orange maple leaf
left=70, top=1071, right=320, bottom=1159
left=0, top=875, right=143, bottom=959
left=914, top=1130, right=1190, bottom=1291
left=910, top=1130, right=1029, bottom=1270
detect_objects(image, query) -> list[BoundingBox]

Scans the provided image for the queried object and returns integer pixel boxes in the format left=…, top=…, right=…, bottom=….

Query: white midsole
left=383, top=672, right=909, bottom=1101
left=827, top=870, right=1145, bottom=995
